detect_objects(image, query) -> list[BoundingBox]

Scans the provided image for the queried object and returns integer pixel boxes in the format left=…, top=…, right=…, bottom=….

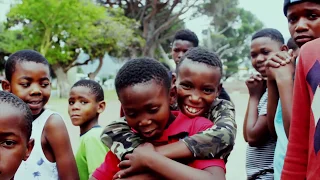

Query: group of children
left=243, top=0, right=320, bottom=179
left=0, top=0, right=320, bottom=180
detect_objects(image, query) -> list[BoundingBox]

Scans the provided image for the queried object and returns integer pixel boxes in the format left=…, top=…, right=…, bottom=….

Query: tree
left=199, top=0, right=263, bottom=79
left=2, top=0, right=142, bottom=97
left=100, top=0, right=195, bottom=58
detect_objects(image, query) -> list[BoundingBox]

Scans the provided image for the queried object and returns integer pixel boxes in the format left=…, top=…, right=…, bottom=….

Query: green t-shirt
left=75, top=126, right=109, bottom=180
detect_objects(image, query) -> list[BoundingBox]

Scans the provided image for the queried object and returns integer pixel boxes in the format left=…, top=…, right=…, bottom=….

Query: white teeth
left=185, top=105, right=201, bottom=114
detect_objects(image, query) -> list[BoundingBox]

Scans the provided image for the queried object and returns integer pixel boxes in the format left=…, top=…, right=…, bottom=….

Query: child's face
left=175, top=59, right=221, bottom=118
left=68, top=86, right=104, bottom=127
left=119, top=80, right=171, bottom=140
left=0, top=105, right=33, bottom=180
left=7, top=62, right=51, bottom=116
left=287, top=2, right=320, bottom=47
left=250, top=37, right=283, bottom=76
left=171, top=40, right=194, bottom=65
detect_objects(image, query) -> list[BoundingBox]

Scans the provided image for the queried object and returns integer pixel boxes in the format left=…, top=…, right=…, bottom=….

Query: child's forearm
left=244, top=96, right=269, bottom=146
left=155, top=141, right=193, bottom=159
left=276, top=77, right=293, bottom=138
left=145, top=152, right=220, bottom=180
left=101, top=117, right=143, bottom=160
left=267, top=80, right=278, bottom=138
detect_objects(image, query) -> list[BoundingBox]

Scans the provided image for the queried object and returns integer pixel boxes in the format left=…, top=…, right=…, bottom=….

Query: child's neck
left=80, top=118, right=99, bottom=136
left=33, top=109, right=45, bottom=120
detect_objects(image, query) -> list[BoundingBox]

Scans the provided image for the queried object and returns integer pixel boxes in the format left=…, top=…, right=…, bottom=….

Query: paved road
left=48, top=92, right=249, bottom=180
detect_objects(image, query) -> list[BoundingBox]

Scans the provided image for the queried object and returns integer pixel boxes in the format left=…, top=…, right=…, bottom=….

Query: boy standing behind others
left=68, top=79, right=109, bottom=180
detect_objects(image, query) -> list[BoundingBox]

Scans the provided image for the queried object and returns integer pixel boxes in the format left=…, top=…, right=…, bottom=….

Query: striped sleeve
left=258, top=91, right=268, bottom=116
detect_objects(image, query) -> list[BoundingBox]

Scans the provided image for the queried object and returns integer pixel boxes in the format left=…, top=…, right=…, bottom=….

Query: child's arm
left=244, top=94, right=269, bottom=146
left=117, top=143, right=225, bottom=180
left=45, top=114, right=79, bottom=180
left=101, top=117, right=143, bottom=160
left=281, top=53, right=309, bottom=179
left=243, top=75, right=269, bottom=146
left=266, top=51, right=295, bottom=137
left=157, top=100, right=236, bottom=160
left=266, top=79, right=278, bottom=138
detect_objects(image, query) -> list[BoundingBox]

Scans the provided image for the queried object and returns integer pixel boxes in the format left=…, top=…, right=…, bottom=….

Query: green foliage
left=200, top=0, right=263, bottom=78
left=1, top=0, right=143, bottom=70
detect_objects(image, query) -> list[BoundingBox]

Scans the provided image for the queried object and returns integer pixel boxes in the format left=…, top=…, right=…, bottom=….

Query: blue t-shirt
left=273, top=101, right=288, bottom=180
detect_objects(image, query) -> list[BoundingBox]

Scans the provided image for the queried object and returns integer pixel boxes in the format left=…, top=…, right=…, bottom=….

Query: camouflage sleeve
left=181, top=99, right=237, bottom=159
left=100, top=117, right=144, bottom=160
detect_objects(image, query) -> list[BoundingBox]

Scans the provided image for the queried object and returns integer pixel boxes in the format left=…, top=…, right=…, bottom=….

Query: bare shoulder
left=45, top=113, right=67, bottom=131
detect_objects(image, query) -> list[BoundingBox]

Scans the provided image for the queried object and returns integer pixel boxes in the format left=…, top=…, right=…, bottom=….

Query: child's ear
left=281, top=45, right=289, bottom=51
left=169, top=86, right=177, bottom=106
left=97, top=101, right=106, bottom=114
left=171, top=72, right=176, bottom=87
left=1, top=79, right=11, bottom=92
left=217, top=83, right=222, bottom=97
left=24, top=138, right=34, bottom=161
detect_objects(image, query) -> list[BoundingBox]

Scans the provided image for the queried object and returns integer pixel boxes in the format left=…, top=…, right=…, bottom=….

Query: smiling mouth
left=27, top=100, right=42, bottom=109
left=185, top=105, right=203, bottom=114
left=141, top=129, right=156, bottom=137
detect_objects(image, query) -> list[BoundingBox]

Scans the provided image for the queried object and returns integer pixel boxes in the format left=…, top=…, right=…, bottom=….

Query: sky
left=185, top=0, right=291, bottom=41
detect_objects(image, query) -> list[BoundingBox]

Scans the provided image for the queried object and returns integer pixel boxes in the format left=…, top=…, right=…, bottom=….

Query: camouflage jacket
left=101, top=99, right=236, bottom=160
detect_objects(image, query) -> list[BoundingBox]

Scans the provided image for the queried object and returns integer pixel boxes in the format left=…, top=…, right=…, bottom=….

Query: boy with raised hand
left=265, top=1, right=320, bottom=179
left=244, top=28, right=287, bottom=179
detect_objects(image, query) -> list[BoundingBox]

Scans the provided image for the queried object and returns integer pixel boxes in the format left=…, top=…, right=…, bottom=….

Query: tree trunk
left=89, top=56, right=104, bottom=80
left=158, top=44, right=170, bottom=62
left=142, top=19, right=157, bottom=58
left=52, top=64, right=71, bottom=98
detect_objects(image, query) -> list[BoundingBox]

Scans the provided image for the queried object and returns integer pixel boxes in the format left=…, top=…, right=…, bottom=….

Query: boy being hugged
left=92, top=58, right=226, bottom=180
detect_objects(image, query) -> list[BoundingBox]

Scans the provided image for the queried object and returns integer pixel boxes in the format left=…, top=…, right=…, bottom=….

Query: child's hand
left=245, top=74, right=266, bottom=98
left=265, top=49, right=295, bottom=68
left=114, top=143, right=156, bottom=179
left=266, top=61, right=295, bottom=82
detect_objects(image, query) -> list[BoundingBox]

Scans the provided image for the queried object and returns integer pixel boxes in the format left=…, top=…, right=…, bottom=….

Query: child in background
left=1, top=50, right=79, bottom=180
left=92, top=58, right=226, bottom=180
left=171, top=29, right=231, bottom=101
left=286, top=38, right=299, bottom=58
left=101, top=47, right=236, bottom=178
left=68, top=79, right=109, bottom=180
left=244, top=28, right=286, bottom=179
left=0, top=91, right=34, bottom=180
left=265, top=1, right=320, bottom=179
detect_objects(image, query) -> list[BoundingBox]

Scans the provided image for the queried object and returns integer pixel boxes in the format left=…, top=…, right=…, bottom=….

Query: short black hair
left=0, top=91, right=33, bottom=140
left=287, top=37, right=299, bottom=51
left=161, top=62, right=171, bottom=71
left=173, top=29, right=199, bottom=47
left=115, top=58, right=171, bottom=94
left=252, top=28, right=285, bottom=45
left=177, top=47, right=223, bottom=76
left=71, top=79, right=104, bottom=102
left=5, top=50, right=50, bottom=82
